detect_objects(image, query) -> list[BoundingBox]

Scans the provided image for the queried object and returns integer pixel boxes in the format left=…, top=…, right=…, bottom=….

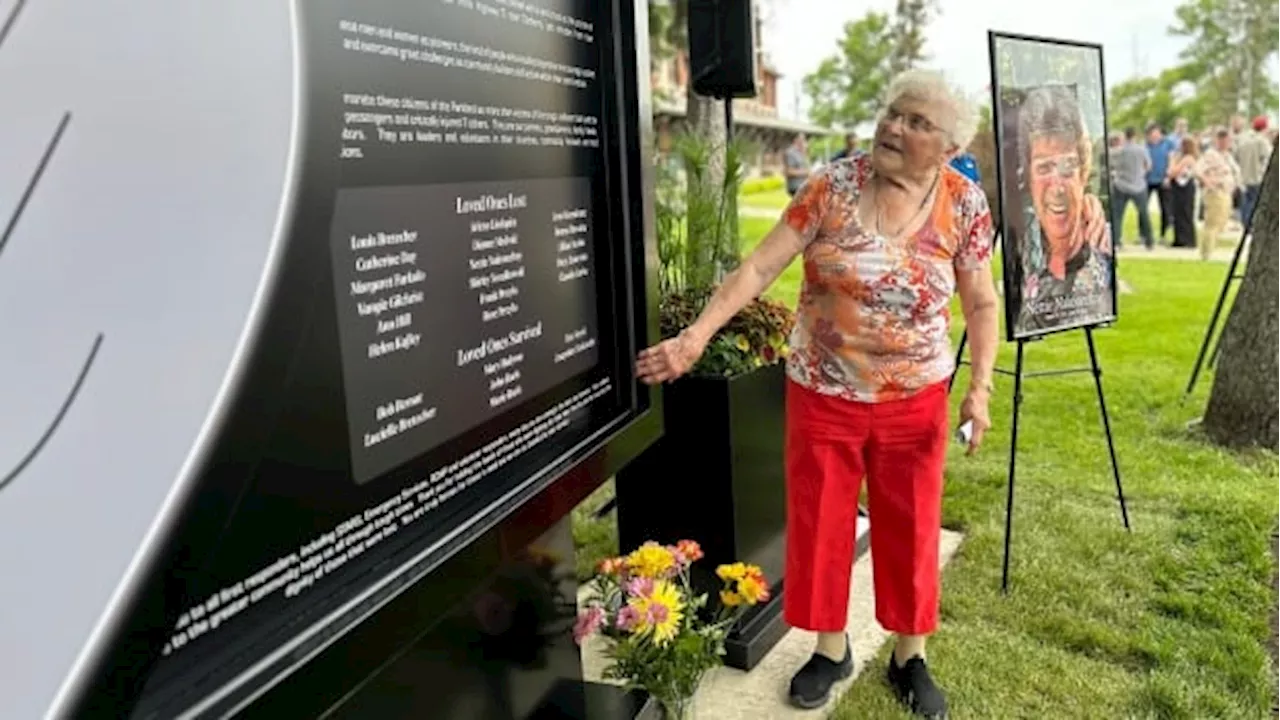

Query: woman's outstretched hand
left=636, top=330, right=707, bottom=385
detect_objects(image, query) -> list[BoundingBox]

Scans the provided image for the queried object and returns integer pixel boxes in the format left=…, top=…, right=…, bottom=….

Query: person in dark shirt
left=831, top=133, right=859, bottom=162
left=784, top=134, right=810, bottom=196
left=1144, top=123, right=1176, bottom=241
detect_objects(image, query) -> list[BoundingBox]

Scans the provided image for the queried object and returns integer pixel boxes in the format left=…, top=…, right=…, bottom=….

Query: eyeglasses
left=881, top=106, right=942, bottom=135
left=1031, top=153, right=1082, bottom=179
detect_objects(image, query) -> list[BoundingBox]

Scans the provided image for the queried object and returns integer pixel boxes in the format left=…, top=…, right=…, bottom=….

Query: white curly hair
left=878, top=69, right=980, bottom=152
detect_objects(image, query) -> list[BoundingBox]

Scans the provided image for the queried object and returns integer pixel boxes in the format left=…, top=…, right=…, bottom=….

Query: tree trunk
left=1202, top=146, right=1279, bottom=450
left=685, top=86, right=730, bottom=280
left=686, top=88, right=727, bottom=199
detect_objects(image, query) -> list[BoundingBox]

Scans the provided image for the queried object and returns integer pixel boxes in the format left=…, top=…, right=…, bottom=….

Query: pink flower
left=646, top=602, right=670, bottom=625
left=573, top=605, right=604, bottom=645
left=626, top=576, right=655, bottom=598
left=616, top=604, right=641, bottom=631
left=669, top=547, right=689, bottom=568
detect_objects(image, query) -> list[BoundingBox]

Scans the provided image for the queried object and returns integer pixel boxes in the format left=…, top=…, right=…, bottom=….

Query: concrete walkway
left=1114, top=244, right=1240, bottom=263
left=740, top=205, right=784, bottom=219
left=580, top=526, right=965, bottom=718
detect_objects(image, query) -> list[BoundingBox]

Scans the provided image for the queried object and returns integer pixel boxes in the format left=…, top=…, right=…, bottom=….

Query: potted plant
left=574, top=539, right=770, bottom=719
left=616, top=131, right=794, bottom=671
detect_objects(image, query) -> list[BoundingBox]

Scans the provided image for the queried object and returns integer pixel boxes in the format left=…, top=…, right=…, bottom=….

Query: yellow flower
left=736, top=574, right=767, bottom=605
left=716, top=562, right=748, bottom=582
left=716, top=561, right=747, bottom=584
left=768, top=331, right=785, bottom=347
left=734, top=334, right=750, bottom=352
left=717, top=563, right=770, bottom=607
left=627, top=541, right=675, bottom=579
left=633, top=580, right=684, bottom=646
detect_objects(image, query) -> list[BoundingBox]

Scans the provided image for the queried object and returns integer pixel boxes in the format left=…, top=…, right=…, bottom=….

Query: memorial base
left=722, top=585, right=787, bottom=670
left=240, top=466, right=655, bottom=720
left=617, top=363, right=789, bottom=671
left=724, top=507, right=871, bottom=670
left=526, top=680, right=650, bottom=720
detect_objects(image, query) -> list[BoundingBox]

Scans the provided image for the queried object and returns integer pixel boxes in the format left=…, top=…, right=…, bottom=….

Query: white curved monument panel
left=0, top=2, right=298, bottom=718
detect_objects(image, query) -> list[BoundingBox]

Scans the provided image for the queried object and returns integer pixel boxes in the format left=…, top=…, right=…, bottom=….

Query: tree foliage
left=801, top=13, right=896, bottom=128
left=801, top=0, right=942, bottom=129
left=1169, top=0, right=1279, bottom=120
left=886, top=0, right=938, bottom=76
left=654, top=132, right=748, bottom=296
left=1106, top=66, right=1215, bottom=134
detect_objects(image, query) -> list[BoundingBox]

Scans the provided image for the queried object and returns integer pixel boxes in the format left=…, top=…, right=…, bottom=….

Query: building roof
left=654, top=97, right=836, bottom=137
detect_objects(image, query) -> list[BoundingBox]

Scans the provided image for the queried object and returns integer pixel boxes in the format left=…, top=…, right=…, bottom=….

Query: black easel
left=1183, top=230, right=1251, bottom=399
left=951, top=326, right=1132, bottom=593
left=1177, top=149, right=1269, bottom=397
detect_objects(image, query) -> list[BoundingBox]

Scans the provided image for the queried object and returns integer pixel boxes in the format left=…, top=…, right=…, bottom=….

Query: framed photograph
left=988, top=32, right=1118, bottom=341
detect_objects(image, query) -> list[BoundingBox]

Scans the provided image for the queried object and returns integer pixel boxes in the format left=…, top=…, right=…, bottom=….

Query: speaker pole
left=724, top=94, right=734, bottom=142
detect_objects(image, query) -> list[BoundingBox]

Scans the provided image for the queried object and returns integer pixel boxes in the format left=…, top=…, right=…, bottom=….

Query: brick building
left=649, top=13, right=833, bottom=177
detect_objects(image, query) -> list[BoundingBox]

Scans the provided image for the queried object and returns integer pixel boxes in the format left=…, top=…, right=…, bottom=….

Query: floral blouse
left=781, top=154, right=995, bottom=403
left=1195, top=148, right=1241, bottom=194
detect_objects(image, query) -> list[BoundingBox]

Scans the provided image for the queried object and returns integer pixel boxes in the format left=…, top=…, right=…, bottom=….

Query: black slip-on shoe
left=886, top=654, right=948, bottom=719
left=787, top=636, right=854, bottom=709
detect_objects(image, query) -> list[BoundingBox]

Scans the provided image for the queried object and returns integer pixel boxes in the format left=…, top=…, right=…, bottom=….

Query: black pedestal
left=240, top=467, right=657, bottom=720
left=526, top=680, right=651, bottom=720
left=616, top=363, right=788, bottom=671
left=309, top=513, right=588, bottom=720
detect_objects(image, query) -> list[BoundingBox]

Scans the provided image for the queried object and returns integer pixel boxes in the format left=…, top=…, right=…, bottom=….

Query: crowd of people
left=1107, top=114, right=1275, bottom=259
left=789, top=110, right=1273, bottom=265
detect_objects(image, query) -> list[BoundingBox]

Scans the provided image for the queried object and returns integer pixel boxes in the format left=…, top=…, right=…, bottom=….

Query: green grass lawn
left=739, top=187, right=792, bottom=212
left=741, top=188, right=1243, bottom=251
left=749, top=256, right=1272, bottom=719
left=575, top=214, right=1276, bottom=718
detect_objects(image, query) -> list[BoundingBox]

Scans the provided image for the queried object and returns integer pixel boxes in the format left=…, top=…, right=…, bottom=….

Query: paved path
left=740, top=205, right=784, bottom=219
left=1114, top=245, right=1240, bottom=263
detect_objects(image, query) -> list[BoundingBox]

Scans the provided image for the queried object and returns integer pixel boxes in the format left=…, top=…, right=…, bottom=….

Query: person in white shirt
left=1195, top=129, right=1243, bottom=260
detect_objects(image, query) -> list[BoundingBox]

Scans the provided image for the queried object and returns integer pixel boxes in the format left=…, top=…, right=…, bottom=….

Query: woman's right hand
left=635, top=329, right=707, bottom=385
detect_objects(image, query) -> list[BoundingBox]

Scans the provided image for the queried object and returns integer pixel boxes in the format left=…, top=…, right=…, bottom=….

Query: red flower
left=675, top=539, right=704, bottom=562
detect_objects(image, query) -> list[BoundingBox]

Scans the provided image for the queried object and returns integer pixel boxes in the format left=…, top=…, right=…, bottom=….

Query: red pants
left=783, top=379, right=949, bottom=635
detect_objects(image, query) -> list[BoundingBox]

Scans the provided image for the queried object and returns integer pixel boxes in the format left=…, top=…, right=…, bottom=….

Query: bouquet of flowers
left=573, top=539, right=770, bottom=719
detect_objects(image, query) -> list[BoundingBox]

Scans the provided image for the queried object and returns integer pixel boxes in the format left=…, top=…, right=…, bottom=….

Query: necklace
left=873, top=170, right=940, bottom=239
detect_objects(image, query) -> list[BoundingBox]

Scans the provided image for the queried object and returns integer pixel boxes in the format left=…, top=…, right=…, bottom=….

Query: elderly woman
left=636, top=69, right=998, bottom=718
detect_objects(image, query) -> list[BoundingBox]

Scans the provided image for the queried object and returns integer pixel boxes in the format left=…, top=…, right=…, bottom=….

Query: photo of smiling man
left=990, top=35, right=1117, bottom=340
left=1009, top=82, right=1114, bottom=336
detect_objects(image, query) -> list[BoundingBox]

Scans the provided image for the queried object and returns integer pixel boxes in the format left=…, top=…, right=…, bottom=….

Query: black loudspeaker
left=687, top=0, right=758, bottom=98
